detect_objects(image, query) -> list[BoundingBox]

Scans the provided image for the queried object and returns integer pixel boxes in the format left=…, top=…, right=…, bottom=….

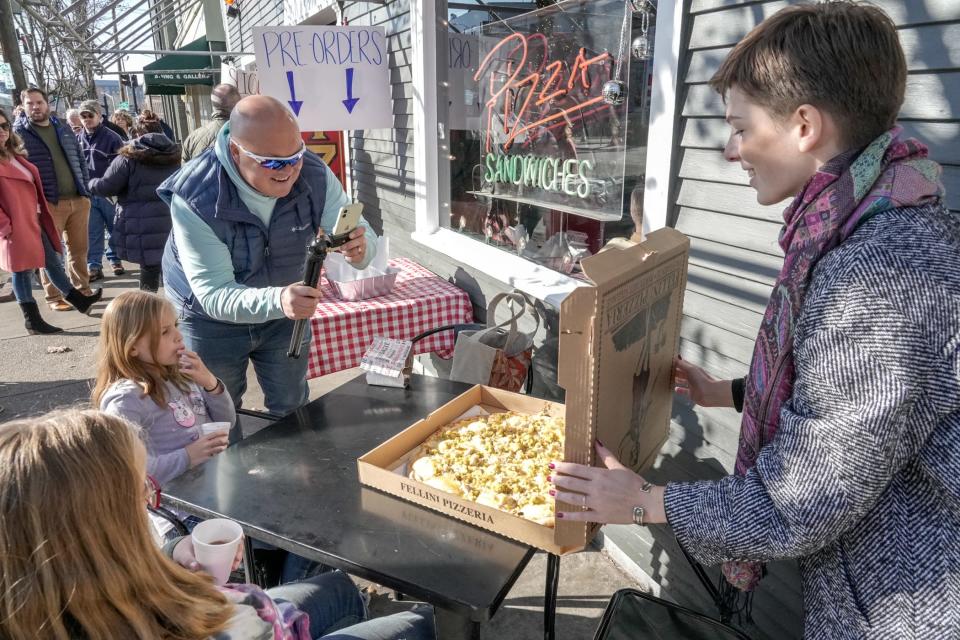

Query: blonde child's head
left=0, top=409, right=231, bottom=638
left=92, top=291, right=190, bottom=408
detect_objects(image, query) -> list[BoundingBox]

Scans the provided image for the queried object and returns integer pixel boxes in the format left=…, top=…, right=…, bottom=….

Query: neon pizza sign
left=468, top=0, right=630, bottom=221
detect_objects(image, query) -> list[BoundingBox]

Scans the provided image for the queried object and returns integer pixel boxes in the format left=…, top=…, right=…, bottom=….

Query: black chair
left=148, top=504, right=189, bottom=536
left=593, top=588, right=752, bottom=640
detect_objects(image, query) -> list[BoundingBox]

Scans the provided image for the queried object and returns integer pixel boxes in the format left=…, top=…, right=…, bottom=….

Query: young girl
left=0, top=409, right=436, bottom=639
left=93, top=290, right=235, bottom=485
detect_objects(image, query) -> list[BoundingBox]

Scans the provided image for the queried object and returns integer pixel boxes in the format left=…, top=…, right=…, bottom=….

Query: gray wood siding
left=225, top=0, right=284, bottom=53
left=605, top=2, right=960, bottom=638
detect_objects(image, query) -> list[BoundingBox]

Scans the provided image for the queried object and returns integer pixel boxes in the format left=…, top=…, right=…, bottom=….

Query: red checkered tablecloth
left=307, top=257, right=474, bottom=379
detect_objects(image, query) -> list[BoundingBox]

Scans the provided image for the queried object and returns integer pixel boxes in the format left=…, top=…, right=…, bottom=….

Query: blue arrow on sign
left=342, top=67, right=359, bottom=114
left=286, top=71, right=303, bottom=116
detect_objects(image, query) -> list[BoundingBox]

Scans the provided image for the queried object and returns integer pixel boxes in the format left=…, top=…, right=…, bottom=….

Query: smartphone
left=329, top=203, right=364, bottom=247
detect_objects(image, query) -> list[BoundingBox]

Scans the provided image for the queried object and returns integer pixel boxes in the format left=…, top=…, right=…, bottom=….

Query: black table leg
left=243, top=539, right=264, bottom=587
left=544, top=553, right=560, bottom=640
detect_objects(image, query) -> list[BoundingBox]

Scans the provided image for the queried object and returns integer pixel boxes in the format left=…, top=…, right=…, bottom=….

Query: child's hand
left=173, top=534, right=244, bottom=573
left=185, top=433, right=229, bottom=468
left=178, top=350, right=218, bottom=391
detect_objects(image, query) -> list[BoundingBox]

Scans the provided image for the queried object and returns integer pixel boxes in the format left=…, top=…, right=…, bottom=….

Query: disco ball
left=602, top=80, right=627, bottom=105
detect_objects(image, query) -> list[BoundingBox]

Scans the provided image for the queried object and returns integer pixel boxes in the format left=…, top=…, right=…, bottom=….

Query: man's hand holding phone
left=338, top=226, right=367, bottom=264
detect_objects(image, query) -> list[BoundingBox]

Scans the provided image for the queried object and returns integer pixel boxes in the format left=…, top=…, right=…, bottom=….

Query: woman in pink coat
left=0, top=108, right=102, bottom=334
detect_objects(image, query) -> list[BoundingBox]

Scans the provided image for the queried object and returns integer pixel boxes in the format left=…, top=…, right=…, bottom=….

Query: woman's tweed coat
left=665, top=204, right=960, bottom=640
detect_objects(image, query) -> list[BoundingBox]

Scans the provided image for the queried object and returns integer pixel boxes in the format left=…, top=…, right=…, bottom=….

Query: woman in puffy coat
left=0, top=107, right=102, bottom=334
left=90, top=122, right=181, bottom=292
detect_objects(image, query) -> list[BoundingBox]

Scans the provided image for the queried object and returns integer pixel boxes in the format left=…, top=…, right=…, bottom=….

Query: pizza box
left=358, top=385, right=578, bottom=553
left=357, top=227, right=689, bottom=553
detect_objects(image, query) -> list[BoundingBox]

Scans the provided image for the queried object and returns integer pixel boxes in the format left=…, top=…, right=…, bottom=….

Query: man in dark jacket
left=78, top=99, right=125, bottom=281
left=14, top=88, right=93, bottom=311
left=181, top=84, right=241, bottom=162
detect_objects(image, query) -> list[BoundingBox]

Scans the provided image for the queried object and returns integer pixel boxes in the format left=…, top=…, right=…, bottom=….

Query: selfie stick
left=287, top=236, right=329, bottom=359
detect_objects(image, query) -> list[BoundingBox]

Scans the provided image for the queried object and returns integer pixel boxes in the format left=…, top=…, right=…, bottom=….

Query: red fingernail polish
left=547, top=475, right=552, bottom=482
left=556, top=512, right=564, bottom=519
left=549, top=489, right=556, bottom=496
left=548, top=462, right=555, bottom=469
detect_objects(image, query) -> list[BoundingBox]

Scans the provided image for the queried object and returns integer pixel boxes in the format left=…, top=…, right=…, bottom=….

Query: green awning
left=143, top=37, right=221, bottom=95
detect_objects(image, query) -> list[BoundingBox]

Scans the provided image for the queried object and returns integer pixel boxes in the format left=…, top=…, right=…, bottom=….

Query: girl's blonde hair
left=0, top=409, right=232, bottom=639
left=92, top=291, right=190, bottom=408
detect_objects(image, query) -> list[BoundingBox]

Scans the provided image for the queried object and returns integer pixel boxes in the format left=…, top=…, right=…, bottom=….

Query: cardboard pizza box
left=357, top=227, right=689, bottom=553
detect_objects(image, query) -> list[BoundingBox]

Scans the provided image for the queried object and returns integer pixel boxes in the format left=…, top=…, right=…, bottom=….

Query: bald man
left=158, top=95, right=376, bottom=420
left=181, top=83, right=243, bottom=162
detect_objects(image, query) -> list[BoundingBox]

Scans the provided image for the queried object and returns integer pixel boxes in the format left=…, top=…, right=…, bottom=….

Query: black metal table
left=163, top=374, right=561, bottom=639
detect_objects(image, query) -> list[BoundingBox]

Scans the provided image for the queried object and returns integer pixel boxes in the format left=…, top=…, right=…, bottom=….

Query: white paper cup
left=201, top=421, right=231, bottom=436
left=191, top=518, right=243, bottom=585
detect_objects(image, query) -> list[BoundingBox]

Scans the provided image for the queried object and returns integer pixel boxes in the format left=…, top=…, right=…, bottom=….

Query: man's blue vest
left=158, top=147, right=328, bottom=322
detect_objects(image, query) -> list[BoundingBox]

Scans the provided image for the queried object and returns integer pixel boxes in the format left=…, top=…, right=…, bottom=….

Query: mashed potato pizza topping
left=407, top=410, right=564, bottom=527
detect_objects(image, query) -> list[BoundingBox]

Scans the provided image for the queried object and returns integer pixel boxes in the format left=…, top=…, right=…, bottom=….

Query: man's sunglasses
left=79, top=112, right=97, bottom=118
left=231, top=139, right=306, bottom=170
left=0, top=122, right=9, bottom=131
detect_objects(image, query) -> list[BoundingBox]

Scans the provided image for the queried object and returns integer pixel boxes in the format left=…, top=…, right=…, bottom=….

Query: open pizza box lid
left=357, top=227, right=689, bottom=553
left=553, top=227, right=689, bottom=549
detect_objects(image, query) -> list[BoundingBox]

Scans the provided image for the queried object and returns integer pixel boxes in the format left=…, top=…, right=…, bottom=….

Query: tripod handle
left=287, top=236, right=329, bottom=359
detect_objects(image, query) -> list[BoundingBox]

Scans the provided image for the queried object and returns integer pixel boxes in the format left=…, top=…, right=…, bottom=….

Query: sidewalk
left=0, top=264, right=647, bottom=639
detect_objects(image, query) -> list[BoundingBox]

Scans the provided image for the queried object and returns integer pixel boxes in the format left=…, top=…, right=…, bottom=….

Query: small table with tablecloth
left=307, top=257, right=473, bottom=379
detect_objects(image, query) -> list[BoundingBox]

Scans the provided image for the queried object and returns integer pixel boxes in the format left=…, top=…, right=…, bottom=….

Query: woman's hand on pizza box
left=550, top=441, right=666, bottom=525
left=674, top=356, right=736, bottom=408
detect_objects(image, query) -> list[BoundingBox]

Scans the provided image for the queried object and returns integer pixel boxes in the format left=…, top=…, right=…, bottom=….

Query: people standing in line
left=181, top=84, right=242, bottom=163
left=78, top=99, right=126, bottom=281
left=13, top=88, right=94, bottom=313
left=110, top=109, right=134, bottom=141
left=159, top=95, right=375, bottom=422
left=0, top=107, right=103, bottom=334
left=89, top=119, right=180, bottom=292
left=65, top=108, right=83, bottom=135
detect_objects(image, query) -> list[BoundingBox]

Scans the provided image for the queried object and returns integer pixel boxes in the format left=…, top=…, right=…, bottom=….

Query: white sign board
left=221, top=64, right=260, bottom=97
left=253, top=25, right=392, bottom=131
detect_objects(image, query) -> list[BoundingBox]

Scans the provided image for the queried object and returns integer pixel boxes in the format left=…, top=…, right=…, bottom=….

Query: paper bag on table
left=325, top=236, right=390, bottom=283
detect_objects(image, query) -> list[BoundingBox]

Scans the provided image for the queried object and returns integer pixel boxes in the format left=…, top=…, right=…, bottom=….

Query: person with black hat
left=78, top=99, right=125, bottom=281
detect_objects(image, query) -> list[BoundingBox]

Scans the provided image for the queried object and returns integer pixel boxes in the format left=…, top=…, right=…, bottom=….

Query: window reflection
left=439, top=0, right=657, bottom=277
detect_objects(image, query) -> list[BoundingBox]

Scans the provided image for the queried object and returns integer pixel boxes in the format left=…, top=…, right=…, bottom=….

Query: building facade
left=225, top=1, right=960, bottom=637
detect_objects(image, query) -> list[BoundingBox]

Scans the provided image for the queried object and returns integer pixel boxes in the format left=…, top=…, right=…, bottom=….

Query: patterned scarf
left=722, top=126, right=944, bottom=593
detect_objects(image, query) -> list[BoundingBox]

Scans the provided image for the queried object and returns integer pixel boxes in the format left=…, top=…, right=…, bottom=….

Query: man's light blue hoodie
left=167, top=124, right=375, bottom=324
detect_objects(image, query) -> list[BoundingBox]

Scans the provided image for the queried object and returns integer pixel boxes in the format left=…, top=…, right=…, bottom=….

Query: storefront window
left=435, top=0, right=657, bottom=278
